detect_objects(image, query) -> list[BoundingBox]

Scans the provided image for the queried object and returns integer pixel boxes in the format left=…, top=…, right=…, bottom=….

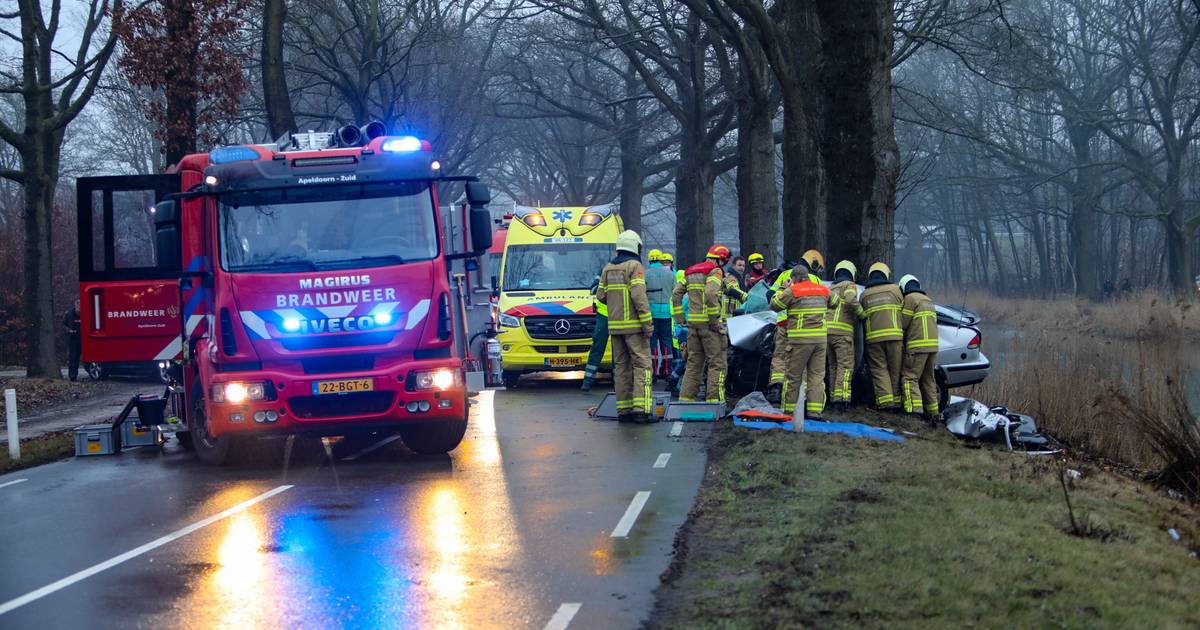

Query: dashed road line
left=653, top=453, right=671, bottom=468
left=0, top=479, right=27, bottom=490
left=542, top=603, right=582, bottom=630
left=342, top=434, right=403, bottom=461
left=669, top=421, right=683, bottom=437
left=611, top=490, right=651, bottom=538
left=0, top=484, right=294, bottom=616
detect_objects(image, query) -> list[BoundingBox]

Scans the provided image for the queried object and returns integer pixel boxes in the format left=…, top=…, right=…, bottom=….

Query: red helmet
left=706, top=244, right=731, bottom=262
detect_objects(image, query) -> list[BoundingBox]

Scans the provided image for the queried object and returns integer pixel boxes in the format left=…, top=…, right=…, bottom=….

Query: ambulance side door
left=77, top=175, right=184, bottom=363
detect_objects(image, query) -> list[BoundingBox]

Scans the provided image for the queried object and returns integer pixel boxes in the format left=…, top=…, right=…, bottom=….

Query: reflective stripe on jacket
left=721, top=274, right=747, bottom=319
left=770, top=277, right=829, bottom=344
left=672, top=263, right=722, bottom=325
left=861, top=283, right=904, bottom=343
left=901, top=291, right=939, bottom=352
left=826, top=280, right=863, bottom=336
left=597, top=259, right=651, bottom=334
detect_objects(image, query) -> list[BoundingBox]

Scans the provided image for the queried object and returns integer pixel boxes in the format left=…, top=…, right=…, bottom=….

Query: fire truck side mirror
left=152, top=200, right=180, bottom=272
left=465, top=181, right=491, bottom=206
left=465, top=181, right=493, bottom=253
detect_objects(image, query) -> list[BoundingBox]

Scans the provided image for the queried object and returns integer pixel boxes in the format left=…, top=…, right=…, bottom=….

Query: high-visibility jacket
left=721, top=273, right=747, bottom=319
left=770, top=270, right=820, bottom=325
left=590, top=278, right=608, bottom=317
left=901, top=290, right=939, bottom=352
left=597, top=256, right=651, bottom=335
left=671, top=261, right=722, bottom=326
left=645, top=262, right=676, bottom=320
left=770, top=276, right=830, bottom=344
left=826, top=280, right=864, bottom=337
left=860, top=281, right=904, bottom=343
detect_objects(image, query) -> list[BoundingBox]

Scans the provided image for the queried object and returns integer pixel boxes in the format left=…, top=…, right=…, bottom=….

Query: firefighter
left=660, top=252, right=674, bottom=271
left=826, top=261, right=863, bottom=410
left=596, top=230, right=654, bottom=422
left=648, top=248, right=662, bottom=265
left=646, top=246, right=679, bottom=379
left=861, top=262, right=904, bottom=410
left=898, top=274, right=940, bottom=421
left=673, top=245, right=728, bottom=404
left=746, top=253, right=768, bottom=288
left=722, top=256, right=748, bottom=320
left=770, top=261, right=830, bottom=418
left=765, top=249, right=824, bottom=404
left=580, top=273, right=610, bottom=393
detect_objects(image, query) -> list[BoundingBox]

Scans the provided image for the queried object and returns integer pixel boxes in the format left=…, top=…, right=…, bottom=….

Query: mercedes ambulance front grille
left=534, top=345, right=593, bottom=353
left=290, top=391, right=395, bottom=419
left=524, top=315, right=595, bottom=340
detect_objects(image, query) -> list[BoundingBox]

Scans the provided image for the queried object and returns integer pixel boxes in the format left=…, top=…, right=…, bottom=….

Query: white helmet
left=615, top=230, right=642, bottom=254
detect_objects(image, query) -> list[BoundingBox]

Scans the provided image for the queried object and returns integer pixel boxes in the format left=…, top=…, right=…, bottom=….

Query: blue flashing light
left=282, top=318, right=301, bottom=332
left=374, top=312, right=393, bottom=326
left=381, top=136, right=422, bottom=153
left=210, top=145, right=261, bottom=164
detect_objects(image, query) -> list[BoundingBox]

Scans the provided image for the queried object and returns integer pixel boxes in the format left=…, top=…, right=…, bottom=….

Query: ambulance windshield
left=219, top=182, right=438, bottom=272
left=503, top=243, right=613, bottom=291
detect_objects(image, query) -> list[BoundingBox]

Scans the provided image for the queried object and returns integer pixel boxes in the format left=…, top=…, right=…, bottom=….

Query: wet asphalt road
left=0, top=377, right=710, bottom=629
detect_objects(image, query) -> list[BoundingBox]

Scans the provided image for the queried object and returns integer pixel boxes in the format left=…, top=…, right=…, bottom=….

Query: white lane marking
left=653, top=453, right=671, bottom=469
left=669, top=421, right=683, bottom=437
left=543, top=603, right=582, bottom=630
left=0, top=484, right=293, bottom=616
left=342, top=434, right=403, bottom=461
left=611, top=491, right=651, bottom=538
left=0, top=478, right=27, bottom=490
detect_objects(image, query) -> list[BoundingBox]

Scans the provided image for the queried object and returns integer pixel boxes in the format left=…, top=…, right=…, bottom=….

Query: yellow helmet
left=648, top=248, right=662, bottom=262
left=801, top=249, right=825, bottom=273
left=834, top=260, right=857, bottom=278
left=868, top=262, right=892, bottom=279
left=659, top=252, right=674, bottom=263
left=748, top=252, right=765, bottom=264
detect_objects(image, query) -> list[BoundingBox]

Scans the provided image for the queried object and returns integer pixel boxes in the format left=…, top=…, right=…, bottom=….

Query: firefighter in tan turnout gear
left=898, top=274, right=941, bottom=421
left=860, top=262, right=904, bottom=410
left=596, top=230, right=655, bottom=423
left=672, top=245, right=729, bottom=404
left=765, top=249, right=825, bottom=404
left=826, top=261, right=864, bottom=410
left=770, top=261, right=830, bottom=418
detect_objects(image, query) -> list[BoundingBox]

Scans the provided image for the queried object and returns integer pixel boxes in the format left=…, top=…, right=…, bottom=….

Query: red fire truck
left=77, top=125, right=493, bottom=464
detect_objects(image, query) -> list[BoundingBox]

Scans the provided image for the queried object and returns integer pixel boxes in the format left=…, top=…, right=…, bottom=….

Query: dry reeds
left=957, top=289, right=1200, bottom=340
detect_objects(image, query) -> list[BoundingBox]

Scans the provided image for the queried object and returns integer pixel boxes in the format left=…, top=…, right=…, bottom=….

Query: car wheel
left=86, top=362, right=106, bottom=381
left=190, top=390, right=234, bottom=465
left=502, top=370, right=520, bottom=389
left=400, top=418, right=468, bottom=454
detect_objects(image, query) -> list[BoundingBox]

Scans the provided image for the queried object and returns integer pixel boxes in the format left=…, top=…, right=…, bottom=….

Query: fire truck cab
left=76, top=127, right=493, bottom=464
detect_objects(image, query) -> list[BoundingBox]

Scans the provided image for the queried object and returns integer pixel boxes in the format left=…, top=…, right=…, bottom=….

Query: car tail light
left=967, top=330, right=981, bottom=349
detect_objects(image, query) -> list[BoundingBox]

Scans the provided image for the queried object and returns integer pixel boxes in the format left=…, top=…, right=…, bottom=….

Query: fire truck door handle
left=90, top=290, right=102, bottom=331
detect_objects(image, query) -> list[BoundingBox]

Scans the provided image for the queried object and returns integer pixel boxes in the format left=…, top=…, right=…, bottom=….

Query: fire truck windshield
left=503, top=243, right=614, bottom=291
left=218, top=182, right=438, bottom=272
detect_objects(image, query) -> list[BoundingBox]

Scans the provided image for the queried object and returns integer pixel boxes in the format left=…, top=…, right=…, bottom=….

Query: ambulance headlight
left=382, top=136, right=422, bottom=152
left=282, top=318, right=301, bottom=332
left=579, top=212, right=603, bottom=226
left=374, top=312, right=393, bottom=325
left=213, top=382, right=266, bottom=403
left=499, top=313, right=520, bottom=328
left=407, top=368, right=460, bottom=391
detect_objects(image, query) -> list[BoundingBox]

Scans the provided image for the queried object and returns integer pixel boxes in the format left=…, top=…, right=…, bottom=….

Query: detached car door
left=77, top=175, right=183, bottom=363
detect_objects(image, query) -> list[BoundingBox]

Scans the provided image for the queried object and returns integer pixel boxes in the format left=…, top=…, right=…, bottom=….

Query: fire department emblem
left=167, top=305, right=180, bottom=319
left=554, top=319, right=572, bottom=335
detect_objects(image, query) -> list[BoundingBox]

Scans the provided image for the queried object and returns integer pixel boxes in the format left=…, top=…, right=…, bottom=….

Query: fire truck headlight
left=213, top=382, right=266, bottom=404
left=499, top=313, right=520, bottom=328
left=382, top=136, right=422, bottom=153
left=432, top=369, right=454, bottom=390
left=373, top=312, right=393, bottom=325
left=431, top=160, right=442, bottom=170
left=204, top=175, right=218, bottom=186
left=408, top=368, right=460, bottom=392
left=282, top=318, right=301, bottom=332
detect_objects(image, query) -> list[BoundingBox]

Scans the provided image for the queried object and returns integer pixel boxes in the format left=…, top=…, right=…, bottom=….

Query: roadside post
left=5, top=388, right=18, bottom=461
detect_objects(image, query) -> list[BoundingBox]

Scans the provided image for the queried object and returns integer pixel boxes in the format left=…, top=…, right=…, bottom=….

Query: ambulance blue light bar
left=381, top=136, right=423, bottom=153
left=210, top=145, right=260, bottom=164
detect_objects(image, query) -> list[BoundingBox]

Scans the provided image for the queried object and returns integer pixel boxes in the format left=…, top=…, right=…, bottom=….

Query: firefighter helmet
left=659, top=252, right=674, bottom=264
left=748, top=252, right=765, bottom=264
left=868, top=262, right=892, bottom=280
left=615, top=230, right=642, bottom=254
left=648, top=248, right=662, bottom=263
left=707, top=244, right=732, bottom=262
left=898, top=274, right=921, bottom=293
left=834, top=260, right=857, bottom=279
left=801, top=249, right=825, bottom=273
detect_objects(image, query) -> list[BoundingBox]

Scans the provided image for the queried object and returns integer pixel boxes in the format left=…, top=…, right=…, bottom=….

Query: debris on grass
left=0, top=377, right=115, bottom=416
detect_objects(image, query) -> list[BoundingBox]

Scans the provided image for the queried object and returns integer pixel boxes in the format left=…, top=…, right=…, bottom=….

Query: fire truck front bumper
left=206, top=361, right=467, bottom=436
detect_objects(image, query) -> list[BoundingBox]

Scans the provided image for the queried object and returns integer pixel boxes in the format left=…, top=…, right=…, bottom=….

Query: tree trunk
left=1066, top=122, right=1101, bottom=299
left=617, top=135, right=644, bottom=235
left=261, top=0, right=296, bottom=140
left=20, top=133, right=61, bottom=378
left=733, top=58, right=779, bottom=261
left=779, top=2, right=825, bottom=264
left=164, top=0, right=198, bottom=166
left=675, top=128, right=715, bottom=265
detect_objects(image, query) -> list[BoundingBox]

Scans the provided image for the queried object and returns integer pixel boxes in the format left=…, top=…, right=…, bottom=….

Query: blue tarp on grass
left=732, top=417, right=905, bottom=442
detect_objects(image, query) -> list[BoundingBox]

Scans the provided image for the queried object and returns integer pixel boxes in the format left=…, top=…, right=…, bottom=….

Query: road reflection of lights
left=588, top=535, right=618, bottom=576
left=213, top=513, right=267, bottom=626
left=464, top=391, right=501, bottom=467
left=416, top=483, right=469, bottom=628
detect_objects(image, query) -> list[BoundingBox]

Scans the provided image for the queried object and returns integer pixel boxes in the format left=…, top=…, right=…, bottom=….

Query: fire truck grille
left=290, top=391, right=396, bottom=419
left=302, top=355, right=375, bottom=375
left=524, top=315, right=595, bottom=340
left=280, top=332, right=395, bottom=351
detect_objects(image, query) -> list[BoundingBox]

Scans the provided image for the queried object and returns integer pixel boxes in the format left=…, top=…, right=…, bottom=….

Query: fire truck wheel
left=176, top=431, right=195, bottom=450
left=190, top=391, right=234, bottom=465
left=400, top=418, right=468, bottom=455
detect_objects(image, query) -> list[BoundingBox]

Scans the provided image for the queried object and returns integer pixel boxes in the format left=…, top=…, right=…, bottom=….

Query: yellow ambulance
left=496, top=205, right=622, bottom=387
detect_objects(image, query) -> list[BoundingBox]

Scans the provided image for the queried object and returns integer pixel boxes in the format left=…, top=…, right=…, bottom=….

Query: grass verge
left=0, top=431, right=75, bottom=474
left=648, top=417, right=1200, bottom=629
